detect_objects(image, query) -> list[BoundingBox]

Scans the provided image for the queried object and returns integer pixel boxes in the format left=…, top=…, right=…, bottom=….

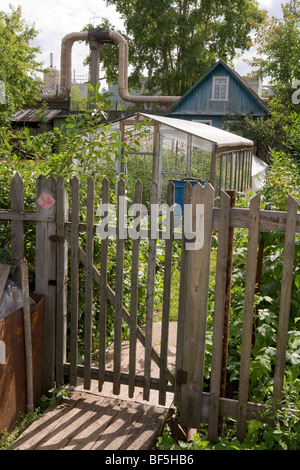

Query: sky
left=2, top=0, right=292, bottom=88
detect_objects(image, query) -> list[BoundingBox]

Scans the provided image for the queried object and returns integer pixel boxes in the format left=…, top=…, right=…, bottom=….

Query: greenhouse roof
left=138, top=113, right=254, bottom=151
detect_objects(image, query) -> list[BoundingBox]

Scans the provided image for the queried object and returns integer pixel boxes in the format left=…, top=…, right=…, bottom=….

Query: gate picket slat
left=208, top=190, right=231, bottom=441
left=70, top=177, right=80, bottom=387
left=180, top=183, right=214, bottom=429
left=273, top=196, right=298, bottom=402
left=98, top=177, right=109, bottom=391
left=128, top=180, right=143, bottom=398
left=55, top=176, right=69, bottom=387
left=84, top=177, right=95, bottom=390
left=143, top=182, right=159, bottom=401
left=113, top=179, right=126, bottom=395
left=174, top=182, right=191, bottom=407
left=159, top=182, right=174, bottom=406
left=237, top=193, right=260, bottom=442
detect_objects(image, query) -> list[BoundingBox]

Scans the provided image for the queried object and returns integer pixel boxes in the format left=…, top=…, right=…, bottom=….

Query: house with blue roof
left=166, top=60, right=270, bottom=129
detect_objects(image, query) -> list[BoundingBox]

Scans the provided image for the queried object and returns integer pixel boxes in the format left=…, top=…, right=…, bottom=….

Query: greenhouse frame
left=117, top=113, right=254, bottom=203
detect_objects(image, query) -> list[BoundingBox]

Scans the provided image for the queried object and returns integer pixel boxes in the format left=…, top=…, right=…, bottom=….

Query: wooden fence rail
left=0, top=173, right=299, bottom=443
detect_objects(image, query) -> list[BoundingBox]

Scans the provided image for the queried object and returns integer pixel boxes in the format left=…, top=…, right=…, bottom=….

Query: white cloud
left=2, top=0, right=290, bottom=86
left=4, top=0, right=124, bottom=77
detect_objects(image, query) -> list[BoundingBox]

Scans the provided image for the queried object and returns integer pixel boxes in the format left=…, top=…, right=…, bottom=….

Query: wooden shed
left=118, top=112, right=254, bottom=203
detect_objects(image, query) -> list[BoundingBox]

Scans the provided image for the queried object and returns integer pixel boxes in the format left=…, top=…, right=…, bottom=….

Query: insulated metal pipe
left=108, top=30, right=181, bottom=104
left=60, top=32, right=89, bottom=97
left=52, top=30, right=181, bottom=105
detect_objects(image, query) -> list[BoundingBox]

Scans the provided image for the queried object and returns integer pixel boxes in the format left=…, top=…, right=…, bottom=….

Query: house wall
left=168, top=63, right=268, bottom=128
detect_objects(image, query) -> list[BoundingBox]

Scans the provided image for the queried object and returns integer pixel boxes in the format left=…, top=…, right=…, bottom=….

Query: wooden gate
left=1, top=173, right=299, bottom=443
left=55, top=176, right=177, bottom=407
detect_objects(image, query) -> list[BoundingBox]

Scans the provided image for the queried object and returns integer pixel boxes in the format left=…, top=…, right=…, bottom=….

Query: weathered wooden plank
left=180, top=183, right=215, bottom=429
left=37, top=395, right=109, bottom=450
left=128, top=180, right=143, bottom=398
left=159, top=182, right=174, bottom=405
left=98, top=177, right=109, bottom=391
left=9, top=395, right=82, bottom=450
left=237, top=193, right=260, bottom=442
left=92, top=401, right=145, bottom=450
left=70, top=177, right=80, bottom=387
left=21, top=258, right=34, bottom=413
left=0, top=211, right=55, bottom=222
left=119, top=404, right=168, bottom=451
left=65, top=208, right=300, bottom=236
left=113, top=178, right=126, bottom=395
left=219, top=190, right=236, bottom=435
left=35, top=175, right=57, bottom=393
left=64, top=363, right=174, bottom=392
left=62, top=397, right=120, bottom=451
left=0, top=264, right=11, bottom=302
left=143, top=181, right=159, bottom=401
left=174, top=181, right=192, bottom=407
left=10, top=173, right=24, bottom=284
left=208, top=190, right=231, bottom=441
left=84, top=177, right=95, bottom=390
left=273, top=196, right=298, bottom=402
left=55, top=176, right=69, bottom=388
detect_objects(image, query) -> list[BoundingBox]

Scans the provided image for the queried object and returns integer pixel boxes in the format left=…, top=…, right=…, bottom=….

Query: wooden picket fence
left=0, top=172, right=299, bottom=443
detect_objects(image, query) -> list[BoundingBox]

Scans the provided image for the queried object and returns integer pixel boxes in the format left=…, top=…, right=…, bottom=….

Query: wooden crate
left=0, top=294, right=45, bottom=433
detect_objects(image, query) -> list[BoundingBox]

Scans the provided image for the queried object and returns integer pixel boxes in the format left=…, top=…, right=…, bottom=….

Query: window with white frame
left=211, top=76, right=229, bottom=101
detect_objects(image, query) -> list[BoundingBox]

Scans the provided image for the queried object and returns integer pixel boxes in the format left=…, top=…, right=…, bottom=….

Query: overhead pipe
left=42, top=30, right=181, bottom=105
left=60, top=32, right=89, bottom=98
left=107, top=30, right=181, bottom=104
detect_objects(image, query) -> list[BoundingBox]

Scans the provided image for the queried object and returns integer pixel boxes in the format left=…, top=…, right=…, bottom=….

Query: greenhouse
left=116, top=113, right=254, bottom=203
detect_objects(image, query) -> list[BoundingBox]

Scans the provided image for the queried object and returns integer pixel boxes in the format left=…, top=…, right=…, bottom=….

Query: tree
left=0, top=5, right=44, bottom=119
left=247, top=1, right=300, bottom=110
left=85, top=0, right=265, bottom=97
left=224, top=2, right=300, bottom=161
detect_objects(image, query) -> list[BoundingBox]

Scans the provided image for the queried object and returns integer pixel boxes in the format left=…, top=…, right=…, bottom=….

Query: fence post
left=237, top=192, right=260, bottom=442
left=179, top=183, right=214, bottom=429
left=175, top=181, right=191, bottom=407
left=55, top=176, right=69, bottom=388
left=35, top=175, right=57, bottom=393
left=10, top=173, right=24, bottom=285
left=208, top=189, right=231, bottom=441
left=273, top=195, right=298, bottom=402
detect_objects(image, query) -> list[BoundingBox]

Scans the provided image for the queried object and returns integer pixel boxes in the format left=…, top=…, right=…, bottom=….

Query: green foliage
left=157, top=395, right=300, bottom=450
left=261, top=149, right=300, bottom=210
left=87, top=0, right=265, bottom=96
left=248, top=1, right=300, bottom=107
left=39, top=387, right=70, bottom=412
left=70, top=84, right=114, bottom=112
left=224, top=3, right=300, bottom=161
left=0, top=408, right=42, bottom=450
left=0, top=5, right=44, bottom=120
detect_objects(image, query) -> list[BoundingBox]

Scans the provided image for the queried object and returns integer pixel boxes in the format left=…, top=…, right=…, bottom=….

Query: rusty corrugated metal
left=0, top=294, right=45, bottom=433
left=13, top=109, right=62, bottom=123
